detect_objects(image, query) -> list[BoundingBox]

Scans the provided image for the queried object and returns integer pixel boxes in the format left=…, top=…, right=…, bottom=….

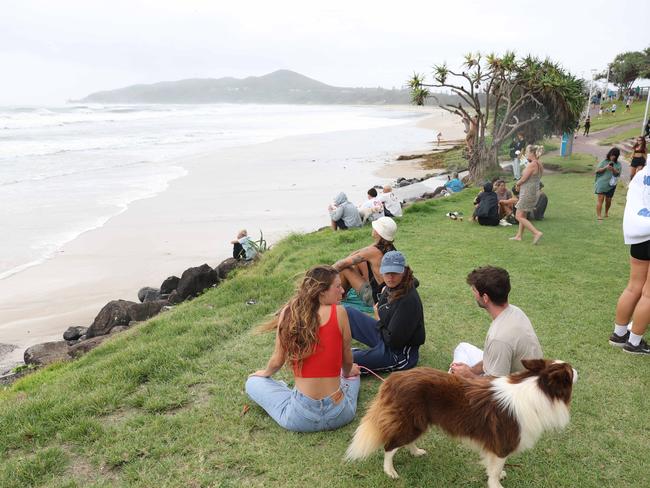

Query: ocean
left=0, top=103, right=431, bottom=282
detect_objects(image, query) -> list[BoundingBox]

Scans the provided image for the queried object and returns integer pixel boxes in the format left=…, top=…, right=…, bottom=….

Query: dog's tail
left=345, top=398, right=384, bottom=461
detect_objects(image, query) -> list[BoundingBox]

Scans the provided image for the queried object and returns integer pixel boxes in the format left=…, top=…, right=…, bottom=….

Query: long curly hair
left=387, top=266, right=415, bottom=303
left=269, top=266, right=339, bottom=368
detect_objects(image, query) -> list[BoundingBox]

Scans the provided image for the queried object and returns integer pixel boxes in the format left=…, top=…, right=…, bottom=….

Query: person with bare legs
left=510, top=145, right=544, bottom=244
left=630, top=137, right=647, bottom=179
left=594, top=148, right=621, bottom=220
left=609, top=162, right=650, bottom=354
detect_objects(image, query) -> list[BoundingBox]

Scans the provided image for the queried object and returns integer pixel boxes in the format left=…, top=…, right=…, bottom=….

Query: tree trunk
left=468, top=144, right=500, bottom=182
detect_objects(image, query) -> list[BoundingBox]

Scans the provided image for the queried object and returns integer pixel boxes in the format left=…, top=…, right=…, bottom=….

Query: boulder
left=86, top=300, right=136, bottom=338
left=63, top=326, right=88, bottom=341
left=128, top=300, right=167, bottom=321
left=160, top=276, right=180, bottom=295
left=24, top=341, right=70, bottom=366
left=110, top=326, right=129, bottom=334
left=215, top=257, right=241, bottom=280
left=171, top=264, right=219, bottom=303
left=68, top=335, right=110, bottom=359
left=137, top=287, right=161, bottom=303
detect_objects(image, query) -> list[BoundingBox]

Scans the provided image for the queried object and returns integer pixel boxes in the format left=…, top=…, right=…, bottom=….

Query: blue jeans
left=245, top=374, right=360, bottom=432
left=345, top=306, right=419, bottom=373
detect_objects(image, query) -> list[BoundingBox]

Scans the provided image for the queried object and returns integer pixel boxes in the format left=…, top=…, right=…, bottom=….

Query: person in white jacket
left=609, top=164, right=650, bottom=354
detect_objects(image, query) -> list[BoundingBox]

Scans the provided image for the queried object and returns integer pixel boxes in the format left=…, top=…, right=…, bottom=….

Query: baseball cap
left=371, top=216, right=397, bottom=242
left=380, top=251, right=406, bottom=274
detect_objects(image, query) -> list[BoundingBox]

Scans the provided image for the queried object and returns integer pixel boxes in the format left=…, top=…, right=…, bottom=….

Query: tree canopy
left=598, top=48, right=650, bottom=96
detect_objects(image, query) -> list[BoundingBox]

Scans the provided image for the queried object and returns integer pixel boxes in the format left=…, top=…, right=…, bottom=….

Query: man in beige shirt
left=449, top=266, right=543, bottom=378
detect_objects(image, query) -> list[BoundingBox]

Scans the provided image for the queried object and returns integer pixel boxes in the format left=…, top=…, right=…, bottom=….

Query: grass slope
left=1, top=173, right=649, bottom=488
left=589, top=101, right=647, bottom=132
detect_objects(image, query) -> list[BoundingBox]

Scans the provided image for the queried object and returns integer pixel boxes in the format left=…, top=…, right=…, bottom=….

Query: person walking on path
left=630, top=137, right=647, bottom=179
left=583, top=116, right=591, bottom=136
left=609, top=163, right=650, bottom=355
left=245, top=266, right=361, bottom=431
left=594, top=148, right=622, bottom=220
left=344, top=251, right=425, bottom=373
left=510, top=144, right=544, bottom=244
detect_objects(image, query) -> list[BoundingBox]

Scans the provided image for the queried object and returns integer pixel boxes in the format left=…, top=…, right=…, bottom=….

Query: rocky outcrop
left=170, top=264, right=219, bottom=304
left=160, top=276, right=180, bottom=295
left=86, top=300, right=135, bottom=338
left=215, top=258, right=241, bottom=280
left=24, top=341, right=70, bottom=366
left=137, top=287, right=161, bottom=303
left=63, top=326, right=88, bottom=341
left=129, top=300, right=167, bottom=321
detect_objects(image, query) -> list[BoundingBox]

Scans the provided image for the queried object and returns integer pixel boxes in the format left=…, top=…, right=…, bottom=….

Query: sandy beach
left=0, top=108, right=464, bottom=372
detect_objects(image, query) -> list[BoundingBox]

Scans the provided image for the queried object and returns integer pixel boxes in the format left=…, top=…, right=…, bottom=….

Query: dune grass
left=1, top=173, right=649, bottom=487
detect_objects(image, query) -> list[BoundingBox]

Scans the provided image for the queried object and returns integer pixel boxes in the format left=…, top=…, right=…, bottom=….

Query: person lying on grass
left=333, top=216, right=397, bottom=307
left=344, top=251, right=425, bottom=373
left=246, top=266, right=361, bottom=432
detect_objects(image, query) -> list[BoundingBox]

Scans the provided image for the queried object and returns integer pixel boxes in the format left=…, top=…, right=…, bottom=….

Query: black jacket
left=475, top=191, right=499, bottom=220
left=377, top=283, right=425, bottom=349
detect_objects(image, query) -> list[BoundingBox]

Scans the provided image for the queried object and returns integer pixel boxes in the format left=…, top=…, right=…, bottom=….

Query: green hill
left=1, top=172, right=648, bottom=487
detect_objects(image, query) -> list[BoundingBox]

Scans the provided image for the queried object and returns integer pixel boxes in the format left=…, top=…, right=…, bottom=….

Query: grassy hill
left=1, top=172, right=648, bottom=487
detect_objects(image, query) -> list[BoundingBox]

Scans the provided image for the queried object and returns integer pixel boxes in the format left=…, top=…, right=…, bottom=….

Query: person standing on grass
left=609, top=163, right=650, bottom=355
left=594, top=148, right=622, bottom=220
left=450, top=266, right=543, bottom=378
left=344, top=251, right=425, bottom=373
left=509, top=133, right=525, bottom=179
left=245, top=266, right=361, bottom=431
left=510, top=145, right=544, bottom=244
left=630, top=136, right=647, bottom=179
left=583, top=116, right=591, bottom=136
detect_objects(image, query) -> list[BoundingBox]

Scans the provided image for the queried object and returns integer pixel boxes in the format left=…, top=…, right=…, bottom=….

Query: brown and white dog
left=345, top=359, right=577, bottom=488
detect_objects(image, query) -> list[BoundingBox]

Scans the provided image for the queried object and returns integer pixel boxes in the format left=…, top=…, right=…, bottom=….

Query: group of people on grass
left=328, top=185, right=403, bottom=231
left=245, top=213, right=543, bottom=431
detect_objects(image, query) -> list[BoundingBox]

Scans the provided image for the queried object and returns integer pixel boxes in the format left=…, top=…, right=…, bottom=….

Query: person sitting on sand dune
left=231, top=229, right=257, bottom=261
left=333, top=217, right=397, bottom=307
left=328, top=192, right=362, bottom=231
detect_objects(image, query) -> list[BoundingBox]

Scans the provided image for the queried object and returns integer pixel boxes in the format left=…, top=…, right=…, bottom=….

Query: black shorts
left=597, top=187, right=616, bottom=198
left=631, top=240, right=650, bottom=260
left=631, top=157, right=646, bottom=168
left=334, top=218, right=348, bottom=230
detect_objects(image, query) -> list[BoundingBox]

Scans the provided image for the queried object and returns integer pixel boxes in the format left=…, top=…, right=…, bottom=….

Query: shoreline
left=0, top=108, right=464, bottom=372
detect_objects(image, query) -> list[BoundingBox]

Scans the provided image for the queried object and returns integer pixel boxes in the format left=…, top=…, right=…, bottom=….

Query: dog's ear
left=521, top=358, right=546, bottom=372
left=546, top=364, right=573, bottom=389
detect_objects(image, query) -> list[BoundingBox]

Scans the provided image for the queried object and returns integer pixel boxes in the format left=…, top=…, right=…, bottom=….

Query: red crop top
left=293, top=304, right=342, bottom=378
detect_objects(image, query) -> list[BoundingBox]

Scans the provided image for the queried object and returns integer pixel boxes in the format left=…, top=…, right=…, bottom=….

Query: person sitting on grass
left=379, top=185, right=403, bottom=218
left=444, top=172, right=465, bottom=193
left=472, top=182, right=499, bottom=226
left=231, top=229, right=257, bottom=261
left=333, top=216, right=397, bottom=307
left=245, top=266, right=361, bottom=432
left=450, top=266, right=543, bottom=378
left=344, top=251, right=425, bottom=373
left=358, top=187, right=385, bottom=223
left=527, top=182, right=548, bottom=221
left=328, top=192, right=362, bottom=231
left=495, top=179, right=514, bottom=219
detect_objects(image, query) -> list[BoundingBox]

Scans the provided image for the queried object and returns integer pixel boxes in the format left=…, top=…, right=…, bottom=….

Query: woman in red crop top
left=245, top=266, right=361, bottom=432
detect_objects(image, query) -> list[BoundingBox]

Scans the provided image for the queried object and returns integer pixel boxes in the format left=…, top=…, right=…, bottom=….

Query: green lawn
left=543, top=152, right=598, bottom=173
left=1, top=173, right=648, bottom=487
left=589, top=100, right=647, bottom=132
left=598, top=127, right=644, bottom=146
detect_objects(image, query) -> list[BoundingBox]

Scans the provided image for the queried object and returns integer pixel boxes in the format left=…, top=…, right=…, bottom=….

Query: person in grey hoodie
left=329, top=192, right=362, bottom=230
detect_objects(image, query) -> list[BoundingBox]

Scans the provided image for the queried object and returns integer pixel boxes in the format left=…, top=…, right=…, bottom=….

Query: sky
left=1, top=0, right=649, bottom=105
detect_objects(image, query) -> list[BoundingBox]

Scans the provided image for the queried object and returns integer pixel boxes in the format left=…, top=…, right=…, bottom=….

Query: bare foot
left=533, top=233, right=543, bottom=245
left=509, top=236, right=522, bottom=241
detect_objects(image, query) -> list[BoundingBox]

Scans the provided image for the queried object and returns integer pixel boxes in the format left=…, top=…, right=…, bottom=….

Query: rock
left=110, top=326, right=129, bottom=334
left=128, top=300, right=167, bottom=321
left=86, top=300, right=136, bottom=338
left=68, top=335, right=110, bottom=359
left=171, top=264, right=219, bottom=303
left=24, top=341, right=70, bottom=366
left=63, top=326, right=88, bottom=341
left=160, top=276, right=180, bottom=295
left=137, top=287, right=161, bottom=303
left=78, top=335, right=87, bottom=341
left=215, top=257, right=241, bottom=280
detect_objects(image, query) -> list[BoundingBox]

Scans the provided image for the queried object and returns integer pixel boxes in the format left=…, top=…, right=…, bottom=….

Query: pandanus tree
left=409, top=52, right=586, bottom=182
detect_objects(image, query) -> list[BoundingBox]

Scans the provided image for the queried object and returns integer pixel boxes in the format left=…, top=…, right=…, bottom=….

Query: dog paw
left=410, top=447, right=427, bottom=457
left=500, top=470, right=507, bottom=480
left=384, top=467, right=400, bottom=479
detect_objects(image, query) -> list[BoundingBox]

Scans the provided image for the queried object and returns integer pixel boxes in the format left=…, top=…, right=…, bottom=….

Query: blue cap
left=380, top=251, right=406, bottom=274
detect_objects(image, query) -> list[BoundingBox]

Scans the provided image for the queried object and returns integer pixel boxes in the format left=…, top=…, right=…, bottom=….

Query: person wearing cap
left=333, top=216, right=397, bottom=307
left=328, top=192, right=362, bottom=231
left=344, top=251, right=425, bottom=372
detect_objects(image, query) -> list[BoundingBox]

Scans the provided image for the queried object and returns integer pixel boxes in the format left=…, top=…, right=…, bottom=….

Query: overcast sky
left=2, top=0, right=648, bottom=105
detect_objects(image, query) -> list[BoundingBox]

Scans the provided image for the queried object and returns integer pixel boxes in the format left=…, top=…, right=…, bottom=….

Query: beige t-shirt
left=483, top=304, right=543, bottom=377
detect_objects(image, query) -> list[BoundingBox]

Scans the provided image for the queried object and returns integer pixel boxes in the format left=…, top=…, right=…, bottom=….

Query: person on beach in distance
left=609, top=163, right=650, bottom=355
left=444, top=172, right=464, bottom=193
left=509, top=133, right=526, bottom=179
left=510, top=144, right=544, bottom=244
left=436, top=131, right=442, bottom=147
left=472, top=182, right=499, bottom=226
left=379, top=185, right=403, bottom=218
left=594, top=148, right=622, bottom=220
left=449, top=266, right=543, bottom=378
left=231, top=229, right=257, bottom=261
left=583, top=116, right=591, bottom=136
left=344, top=251, right=425, bottom=373
left=328, top=192, right=361, bottom=231
left=245, top=266, right=361, bottom=431
left=333, top=216, right=397, bottom=307
left=630, top=136, right=647, bottom=179
left=358, top=187, right=385, bottom=223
